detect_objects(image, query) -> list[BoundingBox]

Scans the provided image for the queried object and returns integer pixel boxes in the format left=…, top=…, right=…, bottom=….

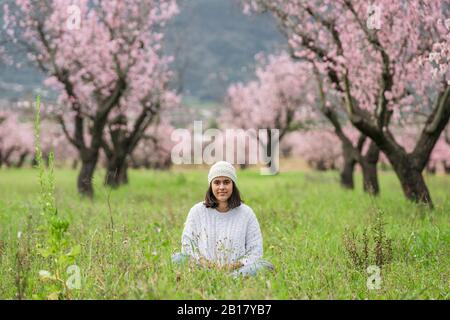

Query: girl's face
left=211, top=176, right=233, bottom=203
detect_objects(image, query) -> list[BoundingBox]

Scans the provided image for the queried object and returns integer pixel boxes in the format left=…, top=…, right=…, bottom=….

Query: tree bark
left=102, top=115, right=130, bottom=188
left=390, top=153, right=432, bottom=205
left=443, top=161, right=450, bottom=174
left=129, top=156, right=140, bottom=169
left=105, top=156, right=129, bottom=187
left=360, top=140, right=380, bottom=195
left=15, top=152, right=28, bottom=168
left=257, top=128, right=280, bottom=174
left=102, top=103, right=160, bottom=187
left=312, top=69, right=380, bottom=194
left=341, top=70, right=450, bottom=209
left=77, top=151, right=98, bottom=198
left=361, top=162, right=379, bottom=195
left=340, top=145, right=356, bottom=189
left=266, top=129, right=272, bottom=169
left=2, top=147, right=16, bottom=167
left=72, top=159, right=78, bottom=170
left=321, top=107, right=380, bottom=194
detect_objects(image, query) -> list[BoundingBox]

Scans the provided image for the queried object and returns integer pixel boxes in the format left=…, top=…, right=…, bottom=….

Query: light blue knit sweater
left=181, top=202, right=263, bottom=266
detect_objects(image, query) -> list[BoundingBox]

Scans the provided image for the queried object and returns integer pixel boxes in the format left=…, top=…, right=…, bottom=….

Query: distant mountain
left=0, top=0, right=285, bottom=106
left=165, top=0, right=285, bottom=102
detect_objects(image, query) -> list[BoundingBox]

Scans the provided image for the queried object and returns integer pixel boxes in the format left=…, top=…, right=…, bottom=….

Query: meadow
left=0, top=167, right=448, bottom=299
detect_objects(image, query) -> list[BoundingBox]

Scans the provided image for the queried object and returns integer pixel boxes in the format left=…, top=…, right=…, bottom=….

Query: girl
left=172, top=161, right=274, bottom=277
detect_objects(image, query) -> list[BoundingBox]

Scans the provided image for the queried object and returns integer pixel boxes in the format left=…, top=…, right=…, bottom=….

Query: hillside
left=0, top=0, right=285, bottom=106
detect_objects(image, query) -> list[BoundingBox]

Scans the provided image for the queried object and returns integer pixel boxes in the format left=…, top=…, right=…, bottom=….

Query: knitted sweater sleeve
left=239, top=209, right=263, bottom=266
left=181, top=205, right=201, bottom=261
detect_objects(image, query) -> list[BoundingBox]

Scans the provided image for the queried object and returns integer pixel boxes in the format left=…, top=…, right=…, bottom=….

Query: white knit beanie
left=208, top=161, right=237, bottom=185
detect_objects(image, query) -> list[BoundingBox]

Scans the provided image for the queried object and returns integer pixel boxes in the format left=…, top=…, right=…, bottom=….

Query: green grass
left=0, top=168, right=449, bottom=299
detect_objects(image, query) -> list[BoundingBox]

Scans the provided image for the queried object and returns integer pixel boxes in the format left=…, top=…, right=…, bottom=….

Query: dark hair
left=204, top=181, right=243, bottom=209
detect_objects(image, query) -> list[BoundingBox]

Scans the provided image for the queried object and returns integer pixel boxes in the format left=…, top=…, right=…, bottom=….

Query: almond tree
left=242, top=0, right=450, bottom=208
left=223, top=53, right=317, bottom=173
left=101, top=90, right=179, bottom=186
left=129, top=118, right=175, bottom=170
left=391, top=124, right=450, bottom=174
left=226, top=52, right=380, bottom=193
left=282, top=129, right=342, bottom=171
left=3, top=0, right=178, bottom=196
left=0, top=111, right=34, bottom=168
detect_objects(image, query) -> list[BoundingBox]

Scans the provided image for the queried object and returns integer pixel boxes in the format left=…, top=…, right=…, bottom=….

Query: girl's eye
left=214, top=180, right=230, bottom=185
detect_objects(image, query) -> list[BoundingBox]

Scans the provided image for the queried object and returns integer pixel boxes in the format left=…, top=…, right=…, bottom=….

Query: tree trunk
left=316, top=96, right=379, bottom=193
left=259, top=129, right=279, bottom=174
left=102, top=115, right=132, bottom=187
left=387, top=153, right=432, bottom=207
left=77, top=152, right=98, bottom=198
left=130, top=156, right=140, bottom=169
left=340, top=146, right=356, bottom=189
left=2, top=147, right=15, bottom=167
left=361, top=162, right=379, bottom=195
left=360, top=140, right=380, bottom=195
left=105, top=155, right=128, bottom=188
left=344, top=85, right=450, bottom=209
left=15, top=152, right=28, bottom=168
left=122, top=162, right=129, bottom=183
left=72, top=159, right=78, bottom=170
left=399, top=169, right=432, bottom=206
left=316, top=159, right=327, bottom=171
left=266, top=129, right=272, bottom=169
left=443, top=161, right=450, bottom=174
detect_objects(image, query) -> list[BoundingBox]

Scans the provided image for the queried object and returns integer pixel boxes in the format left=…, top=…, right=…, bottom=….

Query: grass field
left=0, top=167, right=449, bottom=299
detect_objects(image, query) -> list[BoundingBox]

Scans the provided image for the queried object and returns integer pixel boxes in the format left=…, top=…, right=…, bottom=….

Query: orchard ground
left=0, top=161, right=449, bottom=299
